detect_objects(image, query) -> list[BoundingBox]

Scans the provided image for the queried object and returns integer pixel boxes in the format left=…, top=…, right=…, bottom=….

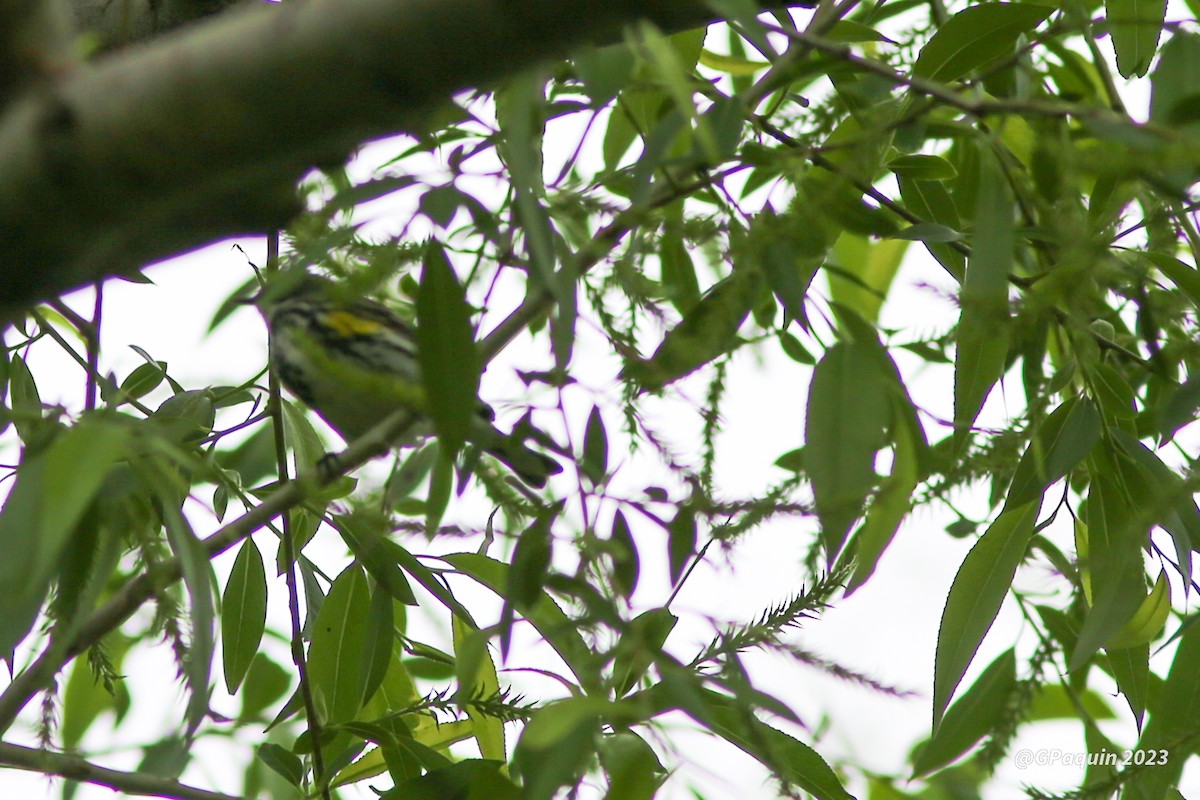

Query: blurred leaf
left=1004, top=396, right=1100, bottom=512
left=613, top=608, right=677, bottom=697
left=628, top=269, right=759, bottom=390
left=829, top=234, right=908, bottom=324
left=338, top=513, right=417, bottom=606
left=417, top=242, right=480, bottom=456
left=599, top=732, right=666, bottom=800
left=452, top=617, right=506, bottom=762
left=806, top=342, right=891, bottom=563
left=1151, top=32, right=1200, bottom=132
left=582, top=405, right=609, bottom=484
left=913, top=4, right=1054, bottom=83
left=610, top=511, right=640, bottom=599
left=954, top=148, right=1013, bottom=445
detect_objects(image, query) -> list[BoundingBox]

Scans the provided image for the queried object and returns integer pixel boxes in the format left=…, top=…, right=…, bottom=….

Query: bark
left=0, top=0, right=791, bottom=315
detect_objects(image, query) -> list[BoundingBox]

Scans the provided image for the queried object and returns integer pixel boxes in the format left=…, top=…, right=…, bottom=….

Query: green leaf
left=1125, top=616, right=1200, bottom=798
left=1145, top=252, right=1200, bottom=310
left=513, top=697, right=606, bottom=800
left=898, top=176, right=964, bottom=281
left=914, top=649, right=1016, bottom=776
left=612, top=608, right=677, bottom=697
left=496, top=72, right=557, bottom=288
left=160, top=503, right=214, bottom=736
left=599, top=732, right=665, bottom=800
left=1071, top=448, right=1149, bottom=669
left=1108, top=644, right=1149, bottom=729
left=574, top=44, right=635, bottom=106
left=954, top=149, right=1013, bottom=444
left=257, top=743, right=304, bottom=787
left=913, top=4, right=1054, bottom=83
left=888, top=154, right=957, bottom=181
left=749, top=208, right=823, bottom=328
left=844, top=409, right=920, bottom=594
left=443, top=552, right=596, bottom=691
left=1004, top=396, right=1100, bottom=512
left=806, top=342, right=891, bottom=563
left=828, top=234, right=909, bottom=324
left=508, top=507, right=556, bottom=607
left=933, top=501, right=1037, bottom=729
left=1108, top=0, right=1167, bottom=78
left=222, top=537, right=267, bottom=694
left=677, top=685, right=854, bottom=800
left=628, top=269, right=759, bottom=390
left=582, top=405, right=609, bottom=485
left=417, top=242, right=480, bottom=456
left=1151, top=33, right=1200, bottom=131
left=452, top=616, right=506, bottom=762
left=308, top=563, right=373, bottom=724
left=609, top=511, right=640, bottom=599
left=667, top=508, right=696, bottom=585
left=41, top=419, right=128, bottom=562
left=386, top=759, right=520, bottom=800
left=117, top=361, right=166, bottom=402
left=337, top=514, right=417, bottom=606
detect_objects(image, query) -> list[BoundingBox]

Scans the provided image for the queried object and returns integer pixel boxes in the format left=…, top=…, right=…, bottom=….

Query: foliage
left=5, top=1, right=1200, bottom=799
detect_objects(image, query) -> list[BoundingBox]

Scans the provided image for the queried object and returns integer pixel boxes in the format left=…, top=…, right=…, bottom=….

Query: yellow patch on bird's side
left=324, top=311, right=384, bottom=336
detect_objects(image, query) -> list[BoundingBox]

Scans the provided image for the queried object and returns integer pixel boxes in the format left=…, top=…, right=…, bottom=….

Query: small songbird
left=250, top=272, right=561, bottom=487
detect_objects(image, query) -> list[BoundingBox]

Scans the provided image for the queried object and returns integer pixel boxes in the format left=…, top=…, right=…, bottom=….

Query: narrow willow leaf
left=629, top=269, right=759, bottom=390
left=160, top=503, right=214, bottom=736
left=888, top=154, right=957, bottom=181
left=1108, top=644, right=1149, bottom=730
left=1151, top=33, right=1200, bottom=130
left=258, top=743, right=304, bottom=787
left=443, top=552, right=595, bottom=689
left=222, top=538, right=267, bottom=694
left=933, top=501, right=1037, bottom=729
left=913, top=4, right=1054, bottom=83
left=954, top=149, right=1013, bottom=444
left=1124, top=618, right=1200, bottom=799
left=598, top=731, right=666, bottom=800
left=582, top=405, right=609, bottom=485
left=514, top=697, right=607, bottom=800
left=898, top=176, right=964, bottom=281
left=672, top=684, right=854, bottom=800
left=453, top=617, right=506, bottom=762
left=612, top=608, right=677, bottom=698
left=667, top=508, right=696, bottom=585
left=806, top=342, right=891, bottom=563
left=915, top=649, right=1016, bottom=776
left=308, top=563, right=373, bottom=724
left=417, top=242, right=480, bottom=456
left=1108, top=0, right=1167, bottom=78
left=337, top=514, right=417, bottom=606
left=1004, top=396, right=1100, bottom=512
left=1071, top=451, right=1149, bottom=669
left=610, top=511, right=640, bottom=599
left=828, top=234, right=909, bottom=324
left=844, top=410, right=920, bottom=594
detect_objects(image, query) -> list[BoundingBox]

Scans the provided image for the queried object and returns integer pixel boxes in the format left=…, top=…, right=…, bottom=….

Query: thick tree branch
left=0, top=0, right=795, bottom=317
left=0, top=741, right=240, bottom=800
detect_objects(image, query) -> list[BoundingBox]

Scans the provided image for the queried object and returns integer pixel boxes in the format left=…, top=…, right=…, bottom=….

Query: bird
left=249, top=271, right=561, bottom=487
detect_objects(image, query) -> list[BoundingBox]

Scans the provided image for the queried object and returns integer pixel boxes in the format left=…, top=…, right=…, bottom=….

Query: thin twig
left=0, top=741, right=240, bottom=800
left=266, top=230, right=332, bottom=800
